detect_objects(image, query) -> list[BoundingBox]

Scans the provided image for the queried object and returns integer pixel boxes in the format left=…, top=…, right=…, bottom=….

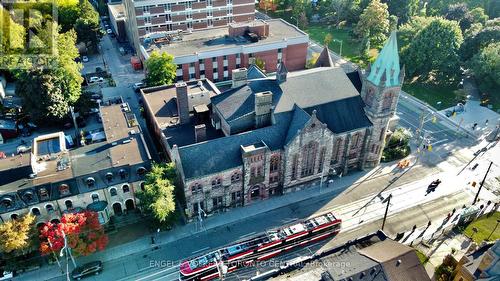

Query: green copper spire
left=367, top=31, right=401, bottom=87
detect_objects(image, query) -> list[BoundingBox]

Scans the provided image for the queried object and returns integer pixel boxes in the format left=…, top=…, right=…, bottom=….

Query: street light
left=487, top=219, right=500, bottom=241
left=332, top=39, right=343, bottom=57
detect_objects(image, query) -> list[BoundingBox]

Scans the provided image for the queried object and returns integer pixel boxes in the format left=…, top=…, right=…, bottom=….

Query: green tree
left=398, top=16, right=435, bottom=50
left=324, top=33, right=333, bottom=46
left=57, top=0, right=81, bottom=32
left=16, top=29, right=82, bottom=121
left=0, top=214, right=36, bottom=254
left=138, top=163, right=177, bottom=223
left=382, top=0, right=419, bottom=24
left=0, top=6, right=26, bottom=55
left=445, top=3, right=473, bottom=31
left=460, top=26, right=500, bottom=61
left=354, top=0, right=390, bottom=46
left=470, top=7, right=489, bottom=25
left=402, top=17, right=463, bottom=83
left=470, top=42, right=500, bottom=93
left=255, top=57, right=266, bottom=70
left=306, top=52, right=320, bottom=68
left=145, top=51, right=177, bottom=87
left=75, top=0, right=101, bottom=52
left=329, top=0, right=350, bottom=26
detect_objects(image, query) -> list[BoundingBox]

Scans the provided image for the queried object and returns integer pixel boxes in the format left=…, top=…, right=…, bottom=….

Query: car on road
left=426, top=179, right=441, bottom=194
left=89, top=76, right=104, bottom=84
left=133, top=82, right=145, bottom=92
left=71, top=261, right=103, bottom=280
left=82, top=56, right=89, bottom=62
left=16, top=145, right=31, bottom=154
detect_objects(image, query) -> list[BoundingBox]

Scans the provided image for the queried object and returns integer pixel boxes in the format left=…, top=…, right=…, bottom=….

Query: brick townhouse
left=0, top=101, right=151, bottom=226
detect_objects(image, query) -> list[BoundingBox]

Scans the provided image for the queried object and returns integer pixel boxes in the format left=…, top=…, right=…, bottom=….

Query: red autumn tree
left=39, top=211, right=108, bottom=257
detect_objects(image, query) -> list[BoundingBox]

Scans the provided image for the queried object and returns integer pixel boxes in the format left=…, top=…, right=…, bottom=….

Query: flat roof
left=143, top=19, right=308, bottom=58
left=141, top=79, right=224, bottom=148
left=108, top=3, right=125, bottom=20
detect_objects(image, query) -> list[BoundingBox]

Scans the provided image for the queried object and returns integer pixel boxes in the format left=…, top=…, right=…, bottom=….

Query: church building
left=142, top=32, right=404, bottom=218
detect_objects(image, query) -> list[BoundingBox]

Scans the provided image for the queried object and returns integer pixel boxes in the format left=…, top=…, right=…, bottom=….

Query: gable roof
left=367, top=31, right=401, bottom=87
left=285, top=105, right=311, bottom=145
left=314, top=46, right=334, bottom=67
left=305, top=96, right=372, bottom=134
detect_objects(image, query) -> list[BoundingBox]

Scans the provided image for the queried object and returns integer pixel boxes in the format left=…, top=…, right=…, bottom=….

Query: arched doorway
left=112, top=202, right=123, bottom=216
left=250, top=185, right=260, bottom=200
left=125, top=199, right=135, bottom=211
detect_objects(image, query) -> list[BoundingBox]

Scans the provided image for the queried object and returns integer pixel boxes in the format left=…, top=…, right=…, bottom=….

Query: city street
left=9, top=14, right=499, bottom=281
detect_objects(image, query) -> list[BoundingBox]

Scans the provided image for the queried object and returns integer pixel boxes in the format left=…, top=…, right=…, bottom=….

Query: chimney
left=255, top=91, right=273, bottom=128
left=194, top=124, right=206, bottom=142
left=175, top=82, right=190, bottom=124
left=232, top=68, right=248, bottom=88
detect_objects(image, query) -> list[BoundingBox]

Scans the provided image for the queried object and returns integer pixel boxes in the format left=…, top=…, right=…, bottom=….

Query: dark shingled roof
left=179, top=110, right=303, bottom=179
left=182, top=66, right=373, bottom=179
left=347, top=70, right=363, bottom=93
left=306, top=96, right=372, bottom=134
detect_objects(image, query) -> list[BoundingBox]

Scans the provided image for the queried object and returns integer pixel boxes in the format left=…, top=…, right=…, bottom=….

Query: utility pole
left=48, top=238, right=64, bottom=274
left=473, top=161, right=493, bottom=205
left=381, top=194, right=392, bottom=231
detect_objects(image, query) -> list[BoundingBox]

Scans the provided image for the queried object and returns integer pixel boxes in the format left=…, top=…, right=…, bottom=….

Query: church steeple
left=366, top=31, right=402, bottom=87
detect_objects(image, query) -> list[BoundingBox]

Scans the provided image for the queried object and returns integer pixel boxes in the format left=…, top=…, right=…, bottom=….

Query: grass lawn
left=464, top=212, right=500, bottom=244
left=262, top=9, right=378, bottom=67
left=415, top=249, right=429, bottom=265
left=402, top=82, right=466, bottom=110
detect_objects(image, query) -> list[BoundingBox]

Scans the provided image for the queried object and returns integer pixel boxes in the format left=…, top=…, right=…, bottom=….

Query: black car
left=426, top=179, right=442, bottom=193
left=71, top=261, right=103, bottom=280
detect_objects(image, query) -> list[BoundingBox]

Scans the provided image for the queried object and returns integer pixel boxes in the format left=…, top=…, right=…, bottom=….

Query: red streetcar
left=179, top=212, right=341, bottom=281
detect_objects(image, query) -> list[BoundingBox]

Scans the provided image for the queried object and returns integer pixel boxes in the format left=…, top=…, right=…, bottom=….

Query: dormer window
left=211, top=178, right=222, bottom=188
left=86, top=177, right=96, bottom=188
left=1, top=197, right=13, bottom=208
left=122, top=184, right=130, bottom=193
left=58, top=184, right=70, bottom=196
left=137, top=167, right=147, bottom=176
left=22, top=191, right=34, bottom=202
left=31, top=207, right=41, bottom=216
left=105, top=172, right=113, bottom=183
left=39, top=188, right=49, bottom=200
left=119, top=169, right=127, bottom=180
left=45, top=204, right=54, bottom=213
left=10, top=214, right=18, bottom=220
left=65, top=200, right=73, bottom=209
left=191, top=183, right=202, bottom=194
left=91, top=193, right=99, bottom=202
left=110, top=187, right=117, bottom=196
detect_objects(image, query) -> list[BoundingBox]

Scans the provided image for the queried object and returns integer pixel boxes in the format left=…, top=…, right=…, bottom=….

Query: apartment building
left=123, top=0, right=255, bottom=52
left=140, top=19, right=309, bottom=82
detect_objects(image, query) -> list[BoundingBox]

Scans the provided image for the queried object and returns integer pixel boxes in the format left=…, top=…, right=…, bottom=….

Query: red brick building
left=124, top=0, right=256, bottom=53
left=139, top=19, right=309, bottom=82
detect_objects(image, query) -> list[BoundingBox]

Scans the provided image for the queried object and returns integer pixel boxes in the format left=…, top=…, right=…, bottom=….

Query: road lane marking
left=191, top=246, right=210, bottom=254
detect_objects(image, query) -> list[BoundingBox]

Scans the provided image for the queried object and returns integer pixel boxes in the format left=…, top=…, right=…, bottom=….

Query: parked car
left=71, top=261, right=103, bottom=280
left=89, top=77, right=104, bottom=84
left=133, top=82, right=144, bottom=92
left=16, top=145, right=31, bottom=154
left=91, top=93, right=103, bottom=100
left=0, top=270, right=13, bottom=281
left=90, top=108, right=99, bottom=114
left=82, top=56, right=89, bottom=62
left=426, top=179, right=442, bottom=194
left=106, top=29, right=113, bottom=35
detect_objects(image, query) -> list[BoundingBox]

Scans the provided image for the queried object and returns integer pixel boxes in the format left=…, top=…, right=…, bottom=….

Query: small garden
left=463, top=211, right=500, bottom=243
left=382, top=128, right=412, bottom=162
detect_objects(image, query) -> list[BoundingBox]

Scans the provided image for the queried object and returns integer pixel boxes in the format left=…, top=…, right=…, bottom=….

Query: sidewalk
left=15, top=161, right=406, bottom=281
left=399, top=202, right=498, bottom=279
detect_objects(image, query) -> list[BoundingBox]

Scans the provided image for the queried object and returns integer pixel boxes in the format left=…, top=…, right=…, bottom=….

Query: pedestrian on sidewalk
left=473, top=123, right=478, bottom=130
left=486, top=119, right=489, bottom=126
